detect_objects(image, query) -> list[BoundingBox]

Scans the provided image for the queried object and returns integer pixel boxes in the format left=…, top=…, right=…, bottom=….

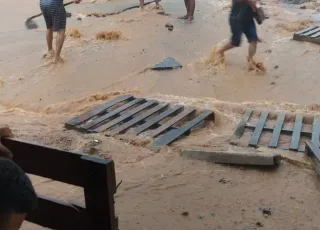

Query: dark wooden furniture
left=1, top=138, right=118, bottom=230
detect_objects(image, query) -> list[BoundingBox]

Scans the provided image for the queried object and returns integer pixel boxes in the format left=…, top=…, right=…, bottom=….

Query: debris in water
left=96, top=30, right=123, bottom=40
left=181, top=211, right=189, bottom=217
left=82, top=12, right=106, bottom=17
left=274, top=65, right=279, bottom=69
left=165, top=23, right=174, bottom=31
left=66, top=27, right=83, bottom=39
left=152, top=57, right=182, bottom=70
left=218, top=178, right=228, bottom=184
left=260, top=208, right=272, bottom=217
left=270, top=81, right=276, bottom=85
left=256, top=221, right=264, bottom=227
left=0, top=78, right=3, bottom=88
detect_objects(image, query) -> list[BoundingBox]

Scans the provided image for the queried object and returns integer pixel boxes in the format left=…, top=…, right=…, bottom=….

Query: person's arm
left=0, top=125, right=13, bottom=159
left=246, top=0, right=257, bottom=12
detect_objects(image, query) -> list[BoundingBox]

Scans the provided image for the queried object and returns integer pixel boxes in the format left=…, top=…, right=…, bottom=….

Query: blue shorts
left=40, top=1, right=66, bottom=32
left=229, top=18, right=258, bottom=47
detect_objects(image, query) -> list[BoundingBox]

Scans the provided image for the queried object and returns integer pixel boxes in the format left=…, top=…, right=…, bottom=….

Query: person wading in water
left=215, top=0, right=265, bottom=71
left=40, top=0, right=82, bottom=64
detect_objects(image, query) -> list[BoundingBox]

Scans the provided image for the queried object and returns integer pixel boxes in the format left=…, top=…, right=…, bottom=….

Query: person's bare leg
left=43, top=28, right=54, bottom=58
left=187, top=0, right=195, bottom=22
left=53, top=29, right=65, bottom=64
left=248, top=41, right=257, bottom=62
left=140, top=0, right=145, bottom=10
left=217, top=42, right=234, bottom=56
left=179, top=0, right=189, bottom=19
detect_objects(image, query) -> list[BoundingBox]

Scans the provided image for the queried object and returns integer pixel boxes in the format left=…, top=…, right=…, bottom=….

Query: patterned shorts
left=40, top=1, right=66, bottom=32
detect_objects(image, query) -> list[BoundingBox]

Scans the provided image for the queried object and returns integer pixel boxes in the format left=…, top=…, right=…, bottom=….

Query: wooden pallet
left=293, top=26, right=320, bottom=45
left=231, top=109, right=320, bottom=152
left=65, top=95, right=214, bottom=147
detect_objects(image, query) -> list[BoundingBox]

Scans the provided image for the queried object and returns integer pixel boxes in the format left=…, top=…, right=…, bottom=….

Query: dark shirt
left=230, top=0, right=254, bottom=23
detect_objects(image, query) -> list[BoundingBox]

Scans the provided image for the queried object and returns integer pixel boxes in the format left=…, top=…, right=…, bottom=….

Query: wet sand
left=1, top=0, right=320, bottom=229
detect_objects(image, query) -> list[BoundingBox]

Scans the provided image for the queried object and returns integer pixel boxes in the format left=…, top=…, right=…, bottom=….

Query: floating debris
left=66, top=27, right=83, bottom=39
left=96, top=30, right=123, bottom=41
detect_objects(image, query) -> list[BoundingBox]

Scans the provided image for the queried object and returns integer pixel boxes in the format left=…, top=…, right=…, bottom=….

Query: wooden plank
left=2, top=138, right=86, bottom=186
left=295, top=26, right=318, bottom=35
left=302, top=27, right=320, bottom=36
left=132, top=105, right=183, bottom=136
left=26, top=195, right=87, bottom=230
left=306, top=141, right=320, bottom=175
left=233, top=109, right=253, bottom=138
left=152, top=110, right=213, bottom=147
left=83, top=156, right=118, bottom=230
left=249, top=111, right=269, bottom=147
left=289, top=114, right=303, bottom=151
left=149, top=107, right=196, bottom=138
left=92, top=100, right=158, bottom=132
left=1, top=138, right=114, bottom=187
left=106, top=103, right=168, bottom=136
left=81, top=98, right=144, bottom=131
left=65, top=95, right=133, bottom=129
left=312, top=114, right=320, bottom=146
left=310, top=31, right=320, bottom=38
left=246, top=124, right=312, bottom=137
left=268, top=112, right=286, bottom=148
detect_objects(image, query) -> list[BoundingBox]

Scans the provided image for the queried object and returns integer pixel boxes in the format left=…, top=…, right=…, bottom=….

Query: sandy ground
left=1, top=0, right=320, bottom=229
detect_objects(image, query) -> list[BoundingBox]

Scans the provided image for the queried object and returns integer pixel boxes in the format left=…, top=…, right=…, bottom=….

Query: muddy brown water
left=1, top=0, right=320, bottom=229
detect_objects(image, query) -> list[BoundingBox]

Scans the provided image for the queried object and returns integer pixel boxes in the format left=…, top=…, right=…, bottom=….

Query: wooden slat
left=132, top=105, right=183, bottom=136
left=26, top=195, right=87, bottom=230
left=295, top=26, right=318, bottom=35
left=246, top=124, right=312, bottom=137
left=310, top=31, right=320, bottom=38
left=302, top=27, right=320, bottom=36
left=106, top=103, right=168, bottom=136
left=83, top=155, right=118, bottom=230
left=312, top=114, right=320, bottom=146
left=2, top=138, right=86, bottom=186
left=269, top=112, right=286, bottom=148
left=289, top=114, right=303, bottom=151
left=306, top=141, right=320, bottom=175
left=233, top=109, right=253, bottom=138
left=92, top=100, right=158, bottom=132
left=249, top=111, right=269, bottom=147
left=152, top=110, right=213, bottom=147
left=149, top=107, right=196, bottom=138
left=81, top=98, right=144, bottom=131
left=65, top=95, right=133, bottom=128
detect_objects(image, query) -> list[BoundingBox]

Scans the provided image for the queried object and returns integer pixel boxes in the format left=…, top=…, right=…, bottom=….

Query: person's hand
left=74, top=0, right=82, bottom=3
left=247, top=0, right=257, bottom=12
left=0, top=125, right=13, bottom=159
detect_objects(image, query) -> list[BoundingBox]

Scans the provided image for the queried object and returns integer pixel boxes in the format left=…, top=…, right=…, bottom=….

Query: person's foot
left=187, top=16, right=194, bottom=23
left=53, top=56, right=64, bottom=64
left=42, top=50, right=55, bottom=59
left=140, top=6, right=145, bottom=11
left=178, top=15, right=189, bottom=19
left=246, top=56, right=266, bottom=73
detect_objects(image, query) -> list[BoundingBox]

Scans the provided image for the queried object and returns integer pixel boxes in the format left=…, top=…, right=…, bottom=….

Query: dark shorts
left=40, top=2, right=66, bottom=32
left=229, top=17, right=258, bottom=47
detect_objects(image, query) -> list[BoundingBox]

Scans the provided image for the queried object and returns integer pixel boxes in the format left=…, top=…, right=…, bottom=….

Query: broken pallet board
left=293, top=26, right=320, bottom=45
left=232, top=109, right=320, bottom=152
left=65, top=95, right=214, bottom=147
